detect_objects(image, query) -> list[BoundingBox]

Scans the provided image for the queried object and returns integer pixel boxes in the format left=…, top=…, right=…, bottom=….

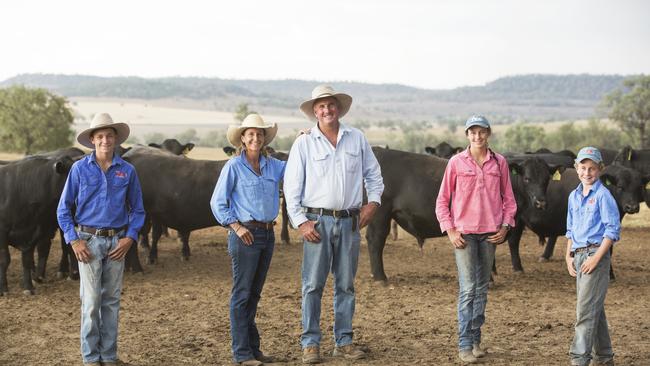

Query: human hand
left=359, top=203, right=379, bottom=229
left=580, top=255, right=600, bottom=274
left=109, top=237, right=134, bottom=261
left=566, top=256, right=577, bottom=277
left=299, top=220, right=321, bottom=243
left=447, top=228, right=466, bottom=249
left=72, top=239, right=93, bottom=263
left=488, top=227, right=509, bottom=245
left=235, top=226, right=254, bottom=246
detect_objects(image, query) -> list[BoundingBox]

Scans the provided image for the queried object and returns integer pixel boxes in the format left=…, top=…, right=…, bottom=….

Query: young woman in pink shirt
left=435, top=115, right=517, bottom=364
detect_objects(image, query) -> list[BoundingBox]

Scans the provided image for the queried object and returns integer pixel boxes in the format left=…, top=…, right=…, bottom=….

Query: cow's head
left=601, top=165, right=642, bottom=215
left=222, top=146, right=236, bottom=157
left=509, top=157, right=562, bottom=211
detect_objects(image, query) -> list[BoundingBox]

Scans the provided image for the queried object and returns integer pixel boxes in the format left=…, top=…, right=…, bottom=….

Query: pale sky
left=2, top=0, right=648, bottom=89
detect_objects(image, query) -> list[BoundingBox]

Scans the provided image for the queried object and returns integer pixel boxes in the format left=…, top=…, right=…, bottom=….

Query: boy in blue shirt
left=565, top=147, right=620, bottom=366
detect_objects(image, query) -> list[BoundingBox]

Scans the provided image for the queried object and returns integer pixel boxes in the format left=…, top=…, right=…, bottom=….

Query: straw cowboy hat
left=226, top=113, right=278, bottom=148
left=77, top=113, right=130, bottom=149
left=299, top=85, right=353, bottom=122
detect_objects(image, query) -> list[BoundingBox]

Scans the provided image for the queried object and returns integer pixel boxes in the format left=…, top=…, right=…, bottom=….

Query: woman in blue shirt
left=210, top=113, right=286, bottom=366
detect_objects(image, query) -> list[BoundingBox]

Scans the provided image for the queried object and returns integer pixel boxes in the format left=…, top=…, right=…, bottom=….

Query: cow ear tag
left=605, top=178, right=612, bottom=186
left=628, top=150, right=632, bottom=161
left=511, top=168, right=517, bottom=175
left=645, top=181, right=650, bottom=190
left=552, top=169, right=561, bottom=181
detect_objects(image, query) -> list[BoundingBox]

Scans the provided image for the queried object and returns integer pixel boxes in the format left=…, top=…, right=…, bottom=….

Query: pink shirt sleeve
left=498, top=154, right=517, bottom=227
left=435, top=157, right=456, bottom=233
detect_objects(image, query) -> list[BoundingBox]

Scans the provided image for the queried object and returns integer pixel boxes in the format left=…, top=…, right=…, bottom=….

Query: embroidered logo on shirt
left=115, top=171, right=127, bottom=179
left=588, top=198, right=595, bottom=205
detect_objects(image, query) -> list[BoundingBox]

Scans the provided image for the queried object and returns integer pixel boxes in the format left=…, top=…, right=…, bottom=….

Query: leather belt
left=572, top=244, right=599, bottom=256
left=242, top=221, right=275, bottom=230
left=303, top=207, right=360, bottom=218
left=79, top=225, right=126, bottom=237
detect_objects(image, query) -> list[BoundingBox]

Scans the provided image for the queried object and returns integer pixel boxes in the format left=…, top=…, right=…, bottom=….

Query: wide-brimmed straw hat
left=299, top=85, right=353, bottom=122
left=226, top=113, right=278, bottom=148
left=76, top=113, right=130, bottom=149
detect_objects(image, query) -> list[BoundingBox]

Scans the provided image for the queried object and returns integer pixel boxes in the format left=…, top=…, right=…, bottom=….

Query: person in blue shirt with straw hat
left=57, top=112, right=145, bottom=366
left=565, top=146, right=620, bottom=366
left=211, top=113, right=286, bottom=366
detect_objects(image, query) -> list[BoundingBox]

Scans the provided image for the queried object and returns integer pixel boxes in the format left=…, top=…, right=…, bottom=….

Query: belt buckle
left=332, top=209, right=341, bottom=218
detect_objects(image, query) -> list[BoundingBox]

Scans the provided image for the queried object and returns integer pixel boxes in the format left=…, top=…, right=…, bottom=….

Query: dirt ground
left=1, top=221, right=649, bottom=366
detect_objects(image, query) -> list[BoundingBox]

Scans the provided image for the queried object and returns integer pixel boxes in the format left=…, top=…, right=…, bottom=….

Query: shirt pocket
left=241, top=179, right=262, bottom=203
left=344, top=149, right=361, bottom=173
left=79, top=172, right=101, bottom=199
left=583, top=205, right=597, bottom=227
left=457, top=171, right=477, bottom=191
left=484, top=170, right=501, bottom=192
left=110, top=175, right=129, bottom=210
left=311, top=152, right=330, bottom=177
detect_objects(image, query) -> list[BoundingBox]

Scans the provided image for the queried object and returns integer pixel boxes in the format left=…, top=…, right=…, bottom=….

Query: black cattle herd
left=1, top=139, right=649, bottom=295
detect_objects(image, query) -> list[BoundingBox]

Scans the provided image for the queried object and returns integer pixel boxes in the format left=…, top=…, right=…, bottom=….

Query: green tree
left=143, top=132, right=167, bottom=144
left=603, top=75, right=650, bottom=148
left=0, top=85, right=74, bottom=154
left=174, top=128, right=198, bottom=144
left=546, top=122, right=582, bottom=151
left=501, top=123, right=546, bottom=153
left=200, top=129, right=229, bottom=148
left=234, top=103, right=256, bottom=122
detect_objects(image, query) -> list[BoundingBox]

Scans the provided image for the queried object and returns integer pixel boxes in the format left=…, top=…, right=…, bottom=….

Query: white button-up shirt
left=284, top=123, right=384, bottom=228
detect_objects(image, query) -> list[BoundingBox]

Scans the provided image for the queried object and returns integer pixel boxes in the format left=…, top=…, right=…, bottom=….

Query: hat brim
left=76, top=123, right=130, bottom=149
left=226, top=124, right=278, bottom=148
left=299, top=93, right=352, bottom=122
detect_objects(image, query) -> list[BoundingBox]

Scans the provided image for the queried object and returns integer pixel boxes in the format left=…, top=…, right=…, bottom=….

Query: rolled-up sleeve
left=57, top=164, right=80, bottom=244
left=499, top=155, right=517, bottom=227
left=210, top=161, right=238, bottom=226
left=362, top=139, right=383, bottom=204
left=565, top=196, right=574, bottom=239
left=435, top=160, right=456, bottom=233
left=283, top=136, right=308, bottom=228
left=600, top=192, right=621, bottom=242
left=126, top=168, right=146, bottom=241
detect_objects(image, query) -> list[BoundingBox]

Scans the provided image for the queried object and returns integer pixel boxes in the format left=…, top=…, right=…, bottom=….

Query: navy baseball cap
left=465, top=115, right=491, bottom=131
left=575, top=146, right=603, bottom=164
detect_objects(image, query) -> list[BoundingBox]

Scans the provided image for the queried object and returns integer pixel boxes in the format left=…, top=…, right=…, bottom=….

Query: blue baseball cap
left=575, top=146, right=603, bottom=164
left=465, top=115, right=491, bottom=131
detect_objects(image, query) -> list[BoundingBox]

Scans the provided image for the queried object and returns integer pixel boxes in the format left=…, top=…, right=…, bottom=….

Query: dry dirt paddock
left=1, top=219, right=649, bottom=366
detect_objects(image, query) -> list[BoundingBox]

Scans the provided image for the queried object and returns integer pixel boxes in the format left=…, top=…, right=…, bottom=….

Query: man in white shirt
left=284, top=85, right=384, bottom=364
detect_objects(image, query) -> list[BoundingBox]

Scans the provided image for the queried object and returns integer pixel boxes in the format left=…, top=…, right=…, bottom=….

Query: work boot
left=459, top=349, right=478, bottom=364
left=332, top=344, right=366, bottom=360
left=472, top=343, right=487, bottom=358
left=302, top=346, right=321, bottom=364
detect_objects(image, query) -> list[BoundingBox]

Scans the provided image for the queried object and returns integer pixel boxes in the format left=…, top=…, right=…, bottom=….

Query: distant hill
left=0, top=73, right=629, bottom=123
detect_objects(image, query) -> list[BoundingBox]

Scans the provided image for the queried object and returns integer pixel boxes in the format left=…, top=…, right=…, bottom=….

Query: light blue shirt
left=210, top=152, right=286, bottom=225
left=283, top=123, right=384, bottom=228
left=57, top=152, right=146, bottom=244
left=566, top=179, right=621, bottom=249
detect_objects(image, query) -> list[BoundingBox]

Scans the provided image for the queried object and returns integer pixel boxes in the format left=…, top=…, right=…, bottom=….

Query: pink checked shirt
left=435, top=148, right=517, bottom=234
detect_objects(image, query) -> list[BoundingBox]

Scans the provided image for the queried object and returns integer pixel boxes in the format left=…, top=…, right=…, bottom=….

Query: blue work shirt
left=566, top=179, right=620, bottom=250
left=210, top=151, right=286, bottom=226
left=57, top=152, right=146, bottom=244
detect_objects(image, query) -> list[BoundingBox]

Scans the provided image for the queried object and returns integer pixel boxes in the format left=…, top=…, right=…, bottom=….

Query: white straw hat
left=299, top=85, right=353, bottom=122
left=76, top=113, right=130, bottom=149
left=226, top=113, right=278, bottom=148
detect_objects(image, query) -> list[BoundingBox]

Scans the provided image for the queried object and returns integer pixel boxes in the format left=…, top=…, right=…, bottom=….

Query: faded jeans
left=228, top=227, right=274, bottom=363
left=455, top=233, right=495, bottom=350
left=570, top=248, right=613, bottom=366
left=77, top=231, right=125, bottom=364
left=301, top=212, right=360, bottom=349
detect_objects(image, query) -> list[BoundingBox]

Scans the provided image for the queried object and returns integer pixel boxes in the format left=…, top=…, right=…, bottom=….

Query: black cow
left=0, top=149, right=80, bottom=295
left=613, top=146, right=650, bottom=207
left=365, top=147, right=550, bottom=282
left=507, top=164, right=646, bottom=278
left=123, top=146, right=225, bottom=266
left=424, top=142, right=463, bottom=159
left=149, top=139, right=195, bottom=156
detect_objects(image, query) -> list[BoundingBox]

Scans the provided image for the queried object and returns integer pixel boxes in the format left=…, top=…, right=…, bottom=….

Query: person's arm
left=488, top=155, right=517, bottom=244
left=565, top=195, right=576, bottom=276
left=565, top=238, right=576, bottom=277
left=435, top=159, right=465, bottom=248
left=109, top=166, right=146, bottom=260
left=283, top=137, right=308, bottom=228
left=56, top=164, right=80, bottom=244
left=359, top=137, right=384, bottom=228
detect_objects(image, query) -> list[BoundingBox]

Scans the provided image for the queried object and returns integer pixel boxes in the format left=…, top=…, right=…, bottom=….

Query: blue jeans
left=301, top=212, right=360, bottom=349
left=454, top=233, right=495, bottom=350
left=77, top=231, right=125, bottom=364
left=228, top=227, right=274, bottom=363
left=570, top=248, right=613, bottom=366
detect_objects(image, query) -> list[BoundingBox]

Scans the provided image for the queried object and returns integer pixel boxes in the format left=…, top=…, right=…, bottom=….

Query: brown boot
left=472, top=344, right=487, bottom=358
left=302, top=346, right=321, bottom=364
left=459, top=349, right=478, bottom=364
left=332, top=344, right=366, bottom=360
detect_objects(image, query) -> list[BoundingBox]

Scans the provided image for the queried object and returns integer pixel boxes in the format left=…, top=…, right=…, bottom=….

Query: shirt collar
left=311, top=122, right=351, bottom=140
left=87, top=151, right=122, bottom=167
left=575, top=179, right=603, bottom=195
left=460, top=146, right=494, bottom=162
left=239, top=150, right=267, bottom=169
